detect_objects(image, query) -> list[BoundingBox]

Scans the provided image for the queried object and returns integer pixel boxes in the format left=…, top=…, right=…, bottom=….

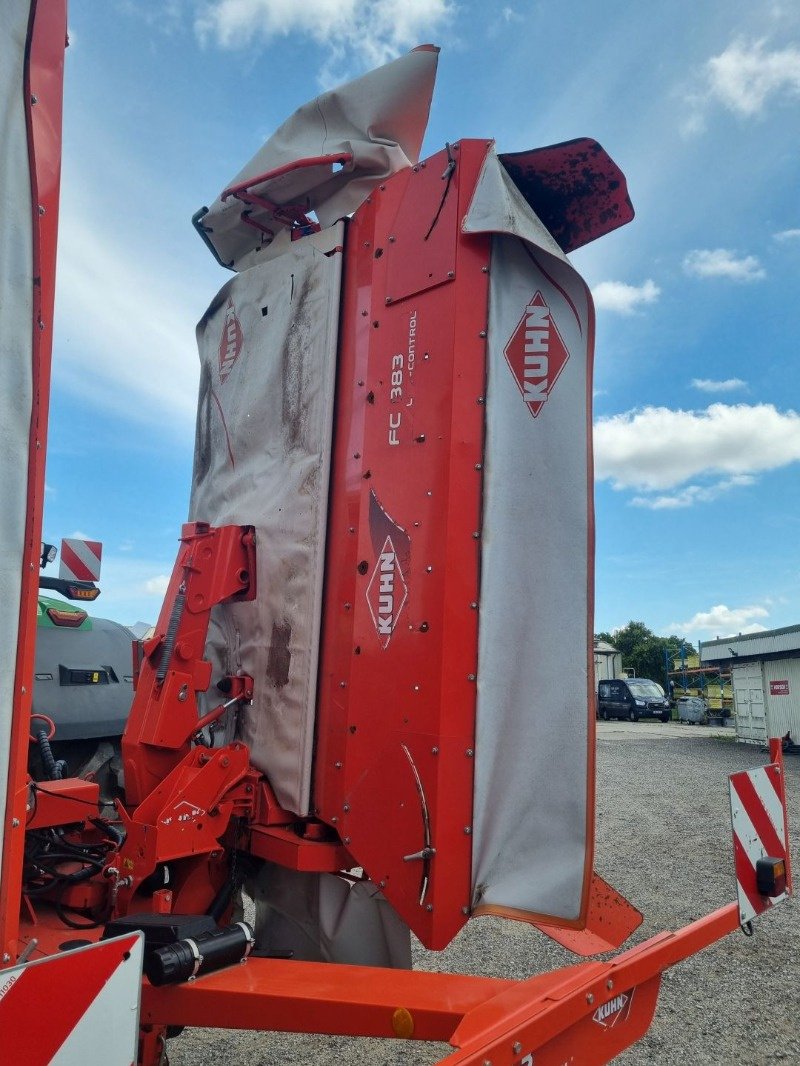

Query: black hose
left=90, top=818, right=125, bottom=847
left=54, top=881, right=107, bottom=930
left=207, top=875, right=235, bottom=923
left=36, top=728, right=64, bottom=781
left=55, top=903, right=103, bottom=930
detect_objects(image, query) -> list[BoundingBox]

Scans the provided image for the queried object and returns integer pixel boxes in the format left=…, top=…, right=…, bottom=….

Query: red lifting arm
left=121, top=522, right=256, bottom=807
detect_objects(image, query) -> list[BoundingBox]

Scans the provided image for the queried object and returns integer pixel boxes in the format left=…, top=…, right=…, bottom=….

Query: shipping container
left=762, top=658, right=800, bottom=741
left=731, top=661, right=767, bottom=744
left=700, top=626, right=800, bottom=745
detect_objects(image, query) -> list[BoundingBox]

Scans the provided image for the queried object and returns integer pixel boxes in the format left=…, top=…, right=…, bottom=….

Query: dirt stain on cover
left=266, top=620, right=292, bottom=688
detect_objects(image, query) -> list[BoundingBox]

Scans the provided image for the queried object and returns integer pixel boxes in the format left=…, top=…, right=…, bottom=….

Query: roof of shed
left=699, top=624, right=800, bottom=664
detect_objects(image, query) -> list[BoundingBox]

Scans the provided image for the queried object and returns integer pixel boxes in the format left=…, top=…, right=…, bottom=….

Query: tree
left=596, top=622, right=695, bottom=686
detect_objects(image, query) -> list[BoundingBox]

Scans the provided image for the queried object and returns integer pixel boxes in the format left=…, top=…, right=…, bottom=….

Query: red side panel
left=533, top=872, right=642, bottom=956
left=0, top=0, right=67, bottom=963
left=314, top=142, right=492, bottom=949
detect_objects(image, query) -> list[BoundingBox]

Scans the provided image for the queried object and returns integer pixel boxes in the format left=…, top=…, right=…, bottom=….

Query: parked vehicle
left=32, top=594, right=133, bottom=807
left=598, top=677, right=671, bottom=722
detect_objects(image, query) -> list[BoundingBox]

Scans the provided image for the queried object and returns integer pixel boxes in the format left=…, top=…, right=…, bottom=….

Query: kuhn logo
left=218, top=298, right=243, bottom=383
left=592, top=990, right=633, bottom=1029
left=366, top=535, right=409, bottom=648
left=503, top=291, right=569, bottom=417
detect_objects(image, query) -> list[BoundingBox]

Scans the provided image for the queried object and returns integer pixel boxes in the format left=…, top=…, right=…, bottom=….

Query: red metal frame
left=221, top=152, right=353, bottom=231
left=121, top=521, right=256, bottom=806
left=314, top=142, right=492, bottom=950
left=26, top=778, right=101, bottom=831
left=221, top=152, right=353, bottom=203
left=0, top=0, right=68, bottom=964
left=132, top=712, right=792, bottom=1065
left=138, top=903, right=742, bottom=1065
left=115, top=518, right=356, bottom=915
left=768, top=736, right=793, bottom=892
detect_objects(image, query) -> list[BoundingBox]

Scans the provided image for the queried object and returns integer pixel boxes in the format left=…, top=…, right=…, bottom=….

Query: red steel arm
left=121, top=522, right=256, bottom=806
left=139, top=904, right=741, bottom=1065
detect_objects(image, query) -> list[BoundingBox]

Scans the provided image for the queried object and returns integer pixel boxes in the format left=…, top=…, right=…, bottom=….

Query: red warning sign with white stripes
left=59, top=537, right=102, bottom=582
left=729, top=761, right=788, bottom=925
left=0, top=933, right=141, bottom=1065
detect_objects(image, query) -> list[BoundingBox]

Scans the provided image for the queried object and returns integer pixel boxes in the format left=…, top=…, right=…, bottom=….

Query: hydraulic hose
left=36, top=727, right=66, bottom=780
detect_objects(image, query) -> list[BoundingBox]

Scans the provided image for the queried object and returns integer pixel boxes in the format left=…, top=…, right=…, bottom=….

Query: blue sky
left=44, top=0, right=800, bottom=645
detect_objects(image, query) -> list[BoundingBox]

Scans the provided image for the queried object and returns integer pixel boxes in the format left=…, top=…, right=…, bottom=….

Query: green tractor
left=30, top=542, right=135, bottom=807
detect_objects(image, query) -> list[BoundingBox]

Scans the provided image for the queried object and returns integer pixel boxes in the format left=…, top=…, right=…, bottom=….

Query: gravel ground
left=170, top=728, right=799, bottom=1064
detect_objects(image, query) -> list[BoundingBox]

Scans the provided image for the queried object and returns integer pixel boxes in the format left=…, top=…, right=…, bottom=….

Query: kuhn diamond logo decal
left=218, top=297, right=243, bottom=383
left=366, top=536, right=409, bottom=648
left=592, top=989, right=634, bottom=1029
left=503, top=291, right=569, bottom=417
left=366, top=490, right=411, bottom=649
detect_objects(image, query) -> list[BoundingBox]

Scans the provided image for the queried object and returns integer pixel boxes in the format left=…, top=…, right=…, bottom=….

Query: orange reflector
left=756, top=857, right=787, bottom=897
left=391, top=1007, right=414, bottom=1039
left=69, top=586, right=100, bottom=600
left=46, top=606, right=88, bottom=627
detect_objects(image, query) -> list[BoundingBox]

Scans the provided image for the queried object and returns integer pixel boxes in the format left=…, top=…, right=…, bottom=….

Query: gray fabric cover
left=0, top=0, right=34, bottom=872
left=188, top=225, right=343, bottom=815
left=465, top=152, right=594, bottom=920
left=247, top=863, right=411, bottom=968
left=201, top=47, right=438, bottom=272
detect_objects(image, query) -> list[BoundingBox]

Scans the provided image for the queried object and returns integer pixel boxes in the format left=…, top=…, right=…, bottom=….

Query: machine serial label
left=0, top=973, right=18, bottom=1004
left=387, top=309, right=417, bottom=445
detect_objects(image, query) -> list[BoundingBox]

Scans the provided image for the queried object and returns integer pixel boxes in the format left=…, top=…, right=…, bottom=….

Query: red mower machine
left=0, top=4, right=792, bottom=1064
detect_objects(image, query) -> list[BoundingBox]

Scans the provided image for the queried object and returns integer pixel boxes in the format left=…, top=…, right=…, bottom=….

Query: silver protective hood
left=465, top=150, right=595, bottom=922
left=199, top=45, right=439, bottom=272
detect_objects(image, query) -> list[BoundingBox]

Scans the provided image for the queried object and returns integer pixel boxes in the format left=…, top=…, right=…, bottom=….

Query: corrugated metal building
left=699, top=625, right=800, bottom=744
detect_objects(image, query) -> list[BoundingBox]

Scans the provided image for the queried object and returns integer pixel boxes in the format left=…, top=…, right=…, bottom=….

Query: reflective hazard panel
left=0, top=934, right=142, bottom=1065
left=729, top=762, right=789, bottom=925
left=59, top=537, right=102, bottom=582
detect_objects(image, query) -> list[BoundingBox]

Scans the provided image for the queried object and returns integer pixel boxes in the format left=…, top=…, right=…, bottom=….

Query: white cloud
left=706, top=38, right=800, bottom=117
left=55, top=207, right=199, bottom=434
left=68, top=530, right=93, bottom=541
left=594, top=403, right=800, bottom=492
left=502, top=6, right=523, bottom=22
left=669, top=604, right=770, bottom=637
left=591, top=279, right=660, bottom=315
left=774, top=228, right=800, bottom=241
left=195, top=0, right=454, bottom=73
left=682, top=248, right=765, bottom=282
left=630, top=475, right=754, bottom=510
left=144, top=574, right=171, bottom=596
left=691, top=377, right=747, bottom=393
left=679, top=107, right=707, bottom=137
